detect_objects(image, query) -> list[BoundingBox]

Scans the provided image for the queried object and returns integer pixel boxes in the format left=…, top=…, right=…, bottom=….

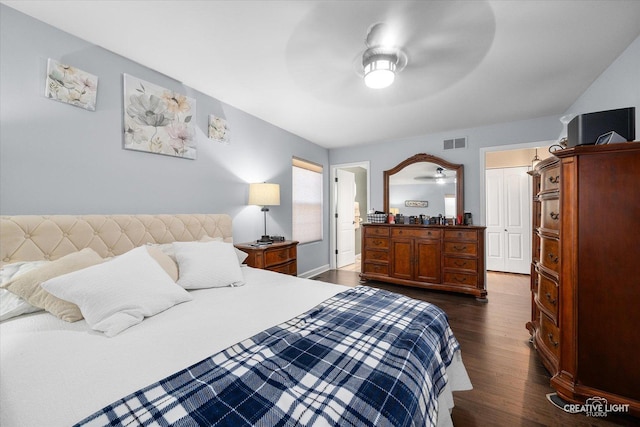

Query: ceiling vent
left=443, top=137, right=467, bottom=150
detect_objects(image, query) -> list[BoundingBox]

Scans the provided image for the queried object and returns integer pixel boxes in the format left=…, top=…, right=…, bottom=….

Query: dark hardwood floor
left=311, top=270, right=636, bottom=426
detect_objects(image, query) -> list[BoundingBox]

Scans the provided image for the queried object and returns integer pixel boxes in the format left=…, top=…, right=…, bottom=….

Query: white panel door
left=485, top=169, right=505, bottom=271
left=485, top=167, right=531, bottom=274
left=336, top=169, right=356, bottom=268
left=503, top=167, right=530, bottom=274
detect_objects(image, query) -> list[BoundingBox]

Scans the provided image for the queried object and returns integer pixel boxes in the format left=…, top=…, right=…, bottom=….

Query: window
left=292, top=157, right=323, bottom=244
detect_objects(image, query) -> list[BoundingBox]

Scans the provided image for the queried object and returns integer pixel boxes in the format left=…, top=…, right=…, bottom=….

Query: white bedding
left=0, top=267, right=470, bottom=427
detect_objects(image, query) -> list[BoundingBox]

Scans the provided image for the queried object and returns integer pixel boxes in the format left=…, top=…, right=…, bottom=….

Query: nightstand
left=234, top=240, right=298, bottom=276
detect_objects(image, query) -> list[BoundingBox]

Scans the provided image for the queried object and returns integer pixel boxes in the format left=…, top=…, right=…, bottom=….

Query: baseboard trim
left=298, top=264, right=330, bottom=279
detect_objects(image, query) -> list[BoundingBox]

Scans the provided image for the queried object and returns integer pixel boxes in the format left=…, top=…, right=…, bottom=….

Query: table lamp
left=248, top=182, right=280, bottom=243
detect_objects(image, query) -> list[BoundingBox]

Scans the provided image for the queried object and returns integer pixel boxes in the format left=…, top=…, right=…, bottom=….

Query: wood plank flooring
left=311, top=270, right=637, bottom=426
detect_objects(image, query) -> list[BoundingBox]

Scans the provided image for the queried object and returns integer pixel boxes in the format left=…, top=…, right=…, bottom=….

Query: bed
left=0, top=214, right=471, bottom=427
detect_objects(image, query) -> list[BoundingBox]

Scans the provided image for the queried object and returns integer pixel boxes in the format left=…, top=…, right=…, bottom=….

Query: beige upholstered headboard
left=0, top=214, right=233, bottom=266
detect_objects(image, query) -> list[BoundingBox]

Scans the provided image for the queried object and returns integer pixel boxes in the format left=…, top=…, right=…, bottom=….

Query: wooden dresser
left=527, top=142, right=640, bottom=416
left=360, top=224, right=487, bottom=300
left=234, top=241, right=298, bottom=276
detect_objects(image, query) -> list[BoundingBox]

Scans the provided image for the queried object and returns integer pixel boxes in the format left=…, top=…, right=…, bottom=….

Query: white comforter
left=0, top=267, right=470, bottom=426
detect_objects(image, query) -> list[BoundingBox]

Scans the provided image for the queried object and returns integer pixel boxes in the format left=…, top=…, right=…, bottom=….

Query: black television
left=567, top=107, right=635, bottom=147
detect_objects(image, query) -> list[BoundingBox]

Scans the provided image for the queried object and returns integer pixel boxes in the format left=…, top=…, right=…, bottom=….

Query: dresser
left=234, top=241, right=298, bottom=276
left=360, top=224, right=487, bottom=300
left=527, top=142, right=640, bottom=416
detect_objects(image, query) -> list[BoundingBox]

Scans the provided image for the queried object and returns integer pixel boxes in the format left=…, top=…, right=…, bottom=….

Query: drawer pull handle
left=278, top=252, right=286, bottom=259
left=548, top=253, right=559, bottom=264
left=454, top=260, right=468, bottom=267
left=548, top=176, right=560, bottom=184
left=545, top=292, right=556, bottom=306
left=454, top=276, right=468, bottom=283
left=549, top=212, right=560, bottom=220
left=373, top=239, right=383, bottom=246
left=548, top=333, right=559, bottom=347
left=453, top=245, right=467, bottom=251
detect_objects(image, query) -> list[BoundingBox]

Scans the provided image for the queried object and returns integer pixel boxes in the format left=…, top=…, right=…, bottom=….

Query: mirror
left=383, top=153, right=464, bottom=220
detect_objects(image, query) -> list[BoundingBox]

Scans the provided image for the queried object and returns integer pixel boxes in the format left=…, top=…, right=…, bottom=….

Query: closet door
left=486, top=167, right=531, bottom=274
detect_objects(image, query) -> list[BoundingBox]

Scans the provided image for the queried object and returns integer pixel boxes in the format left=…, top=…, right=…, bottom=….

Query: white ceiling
left=4, top=1, right=640, bottom=149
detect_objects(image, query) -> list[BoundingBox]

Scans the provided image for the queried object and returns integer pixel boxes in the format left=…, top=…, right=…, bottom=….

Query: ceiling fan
left=414, top=167, right=450, bottom=183
left=361, top=23, right=408, bottom=89
left=285, top=1, right=495, bottom=105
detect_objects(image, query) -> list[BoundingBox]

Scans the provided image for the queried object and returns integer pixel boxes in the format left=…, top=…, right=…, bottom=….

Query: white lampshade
left=248, top=183, right=280, bottom=206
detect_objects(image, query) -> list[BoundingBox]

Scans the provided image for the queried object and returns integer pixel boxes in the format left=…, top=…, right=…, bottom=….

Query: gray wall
left=329, top=115, right=562, bottom=223
left=563, top=35, right=640, bottom=136
left=2, top=4, right=638, bottom=272
left=0, top=5, right=330, bottom=275
left=329, top=35, right=640, bottom=223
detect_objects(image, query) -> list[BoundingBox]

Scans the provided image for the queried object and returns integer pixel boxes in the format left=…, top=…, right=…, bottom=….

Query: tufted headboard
left=0, top=214, right=233, bottom=266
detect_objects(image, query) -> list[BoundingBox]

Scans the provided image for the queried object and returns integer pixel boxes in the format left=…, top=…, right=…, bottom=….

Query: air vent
left=443, top=137, right=467, bottom=150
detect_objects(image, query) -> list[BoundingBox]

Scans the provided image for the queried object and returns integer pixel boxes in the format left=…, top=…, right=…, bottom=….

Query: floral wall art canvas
left=208, top=115, right=230, bottom=144
left=45, top=59, right=98, bottom=111
left=123, top=74, right=196, bottom=159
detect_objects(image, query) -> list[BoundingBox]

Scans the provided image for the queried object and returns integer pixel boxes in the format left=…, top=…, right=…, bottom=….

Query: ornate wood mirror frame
left=383, top=153, right=464, bottom=219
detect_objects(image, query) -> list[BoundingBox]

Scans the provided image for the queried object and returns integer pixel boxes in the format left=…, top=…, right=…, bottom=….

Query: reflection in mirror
left=383, top=154, right=464, bottom=220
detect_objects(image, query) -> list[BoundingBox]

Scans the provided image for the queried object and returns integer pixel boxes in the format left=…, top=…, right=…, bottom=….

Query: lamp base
left=257, top=235, right=272, bottom=243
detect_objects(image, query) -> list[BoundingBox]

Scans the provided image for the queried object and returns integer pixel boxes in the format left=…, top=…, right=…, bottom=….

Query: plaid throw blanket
left=76, top=286, right=460, bottom=427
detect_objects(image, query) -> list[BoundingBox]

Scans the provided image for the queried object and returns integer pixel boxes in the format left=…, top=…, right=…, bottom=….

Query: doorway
left=330, top=162, right=369, bottom=271
left=482, top=144, right=552, bottom=274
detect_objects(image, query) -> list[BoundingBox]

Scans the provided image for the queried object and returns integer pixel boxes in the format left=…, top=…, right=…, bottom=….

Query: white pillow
left=0, top=261, right=47, bottom=321
left=155, top=237, right=249, bottom=264
left=172, top=241, right=245, bottom=289
left=41, top=247, right=192, bottom=337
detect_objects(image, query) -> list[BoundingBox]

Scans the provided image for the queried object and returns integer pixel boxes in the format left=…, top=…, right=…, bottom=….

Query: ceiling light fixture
left=362, top=23, right=407, bottom=90
left=363, top=49, right=398, bottom=89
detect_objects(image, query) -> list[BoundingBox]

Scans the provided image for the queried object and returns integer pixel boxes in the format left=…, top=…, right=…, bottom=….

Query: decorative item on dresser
left=527, top=142, right=640, bottom=417
left=234, top=240, right=298, bottom=276
left=360, top=224, right=487, bottom=300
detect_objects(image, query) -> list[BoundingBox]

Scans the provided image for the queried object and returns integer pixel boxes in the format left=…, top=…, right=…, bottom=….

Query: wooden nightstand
left=234, top=240, right=298, bottom=276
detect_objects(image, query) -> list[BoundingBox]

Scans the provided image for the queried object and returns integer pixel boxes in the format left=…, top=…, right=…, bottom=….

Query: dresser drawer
left=264, top=247, right=296, bottom=268
left=540, top=165, right=560, bottom=192
left=365, top=226, right=390, bottom=237
left=363, top=249, right=388, bottom=262
left=444, top=256, right=477, bottom=272
left=443, top=241, right=477, bottom=256
left=443, top=272, right=478, bottom=287
left=268, top=260, right=296, bottom=275
left=539, top=313, right=560, bottom=359
left=391, top=228, right=441, bottom=239
left=364, top=237, right=389, bottom=250
left=444, top=229, right=477, bottom=241
left=363, top=262, right=389, bottom=276
left=536, top=272, right=559, bottom=321
left=540, top=237, right=560, bottom=273
left=540, top=198, right=560, bottom=231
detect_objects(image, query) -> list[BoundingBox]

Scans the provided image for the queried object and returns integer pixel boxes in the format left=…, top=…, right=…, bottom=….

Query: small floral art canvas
left=208, top=115, right=230, bottom=144
left=123, top=74, right=196, bottom=159
left=45, top=59, right=98, bottom=111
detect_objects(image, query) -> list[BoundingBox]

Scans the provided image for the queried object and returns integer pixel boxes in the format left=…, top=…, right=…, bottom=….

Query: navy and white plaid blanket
left=76, top=286, right=460, bottom=427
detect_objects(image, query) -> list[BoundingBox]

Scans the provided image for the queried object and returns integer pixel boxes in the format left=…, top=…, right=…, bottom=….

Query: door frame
left=485, top=166, right=531, bottom=274
left=478, top=141, right=554, bottom=228
left=329, top=161, right=370, bottom=270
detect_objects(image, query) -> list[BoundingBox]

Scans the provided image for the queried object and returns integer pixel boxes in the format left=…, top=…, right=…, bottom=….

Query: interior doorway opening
left=330, top=162, right=369, bottom=272
left=483, top=145, right=553, bottom=274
